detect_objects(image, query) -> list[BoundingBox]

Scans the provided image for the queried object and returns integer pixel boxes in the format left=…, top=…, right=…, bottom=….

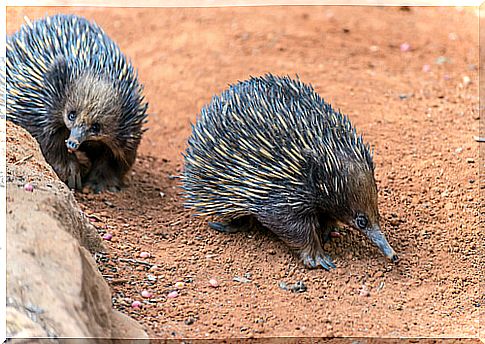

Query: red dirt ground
left=7, top=5, right=482, bottom=339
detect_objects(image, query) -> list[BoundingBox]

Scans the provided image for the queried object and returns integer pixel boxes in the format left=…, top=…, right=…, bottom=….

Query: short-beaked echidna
left=7, top=14, right=148, bottom=192
left=182, top=74, right=398, bottom=270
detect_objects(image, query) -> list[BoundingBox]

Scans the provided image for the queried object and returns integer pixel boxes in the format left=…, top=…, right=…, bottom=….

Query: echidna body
left=6, top=14, right=147, bottom=192
left=183, top=74, right=398, bottom=269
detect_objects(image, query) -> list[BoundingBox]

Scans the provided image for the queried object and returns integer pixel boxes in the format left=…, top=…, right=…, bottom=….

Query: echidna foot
left=82, top=179, right=121, bottom=194
left=66, top=157, right=82, bottom=190
left=208, top=221, right=248, bottom=233
left=301, top=252, right=336, bottom=271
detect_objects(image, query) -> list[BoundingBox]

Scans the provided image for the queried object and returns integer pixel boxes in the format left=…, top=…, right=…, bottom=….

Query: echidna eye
left=356, top=215, right=368, bottom=230
left=91, top=123, right=100, bottom=134
left=68, top=110, right=77, bottom=121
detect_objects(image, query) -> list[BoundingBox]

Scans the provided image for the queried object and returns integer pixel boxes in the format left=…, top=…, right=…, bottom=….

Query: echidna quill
left=6, top=14, right=148, bottom=192
left=182, top=74, right=398, bottom=270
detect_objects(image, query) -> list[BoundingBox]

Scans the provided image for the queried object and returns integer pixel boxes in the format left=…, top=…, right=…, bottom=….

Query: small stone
left=359, top=285, right=370, bottom=297
left=131, top=300, right=142, bottom=308
left=369, top=45, right=379, bottom=52
left=102, top=233, right=113, bottom=241
left=185, top=317, right=196, bottom=325
left=463, top=76, right=471, bottom=86
left=400, top=42, right=411, bottom=52
left=24, top=183, right=34, bottom=192
left=466, top=158, right=475, bottom=163
left=278, top=281, right=288, bottom=290
left=330, top=231, right=341, bottom=238
left=159, top=192, right=165, bottom=198
left=290, top=281, right=307, bottom=293
left=233, top=276, right=251, bottom=283
left=422, top=64, right=431, bottom=72
left=139, top=251, right=150, bottom=258
left=174, top=282, right=184, bottom=289
left=455, top=147, right=463, bottom=154
left=435, top=56, right=448, bottom=65
left=209, top=278, right=219, bottom=288
left=167, top=290, right=179, bottom=298
left=141, top=290, right=153, bottom=298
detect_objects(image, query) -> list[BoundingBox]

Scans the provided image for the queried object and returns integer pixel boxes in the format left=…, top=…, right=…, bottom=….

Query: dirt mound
left=6, top=121, right=147, bottom=341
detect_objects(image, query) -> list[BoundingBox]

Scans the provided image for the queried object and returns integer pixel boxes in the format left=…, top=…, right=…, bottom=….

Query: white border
left=2, top=1, right=482, bottom=343
left=1, top=2, right=6, bottom=342
left=4, top=0, right=484, bottom=6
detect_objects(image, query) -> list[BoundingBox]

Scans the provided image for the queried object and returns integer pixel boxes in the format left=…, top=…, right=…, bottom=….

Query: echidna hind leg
left=258, top=212, right=336, bottom=270
left=208, top=216, right=252, bottom=233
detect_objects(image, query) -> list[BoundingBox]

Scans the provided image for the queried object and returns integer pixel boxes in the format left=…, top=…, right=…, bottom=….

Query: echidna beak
left=66, top=126, right=87, bottom=153
left=365, top=225, right=399, bottom=263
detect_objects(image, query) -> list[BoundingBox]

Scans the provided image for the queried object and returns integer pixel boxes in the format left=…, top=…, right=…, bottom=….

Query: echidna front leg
left=82, top=148, right=134, bottom=193
left=257, top=212, right=336, bottom=270
left=83, top=160, right=122, bottom=193
left=39, top=132, right=83, bottom=190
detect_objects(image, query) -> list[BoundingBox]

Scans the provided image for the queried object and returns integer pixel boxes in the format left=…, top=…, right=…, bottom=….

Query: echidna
left=182, top=74, right=398, bottom=270
left=6, top=14, right=148, bottom=192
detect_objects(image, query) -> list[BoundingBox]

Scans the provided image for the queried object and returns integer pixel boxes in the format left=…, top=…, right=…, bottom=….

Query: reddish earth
left=7, top=5, right=482, bottom=340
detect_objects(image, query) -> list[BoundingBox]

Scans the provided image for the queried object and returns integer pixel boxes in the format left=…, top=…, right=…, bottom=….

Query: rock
left=6, top=121, right=148, bottom=341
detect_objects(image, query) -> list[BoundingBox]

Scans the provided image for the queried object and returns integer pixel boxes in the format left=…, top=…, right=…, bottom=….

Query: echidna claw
left=302, top=253, right=336, bottom=271
left=66, top=159, right=82, bottom=190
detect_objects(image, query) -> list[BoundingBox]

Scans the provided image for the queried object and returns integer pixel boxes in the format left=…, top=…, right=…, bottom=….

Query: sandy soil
left=7, top=5, right=482, bottom=339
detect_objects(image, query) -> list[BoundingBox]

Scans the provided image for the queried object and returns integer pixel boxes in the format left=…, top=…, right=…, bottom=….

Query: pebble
left=444, top=203, right=454, bottom=211
left=102, top=233, right=113, bottom=241
left=233, top=276, right=251, bottom=283
left=139, top=251, right=150, bottom=258
left=359, top=285, right=370, bottom=297
left=167, top=291, right=179, bottom=298
left=422, top=64, right=431, bottom=72
left=279, top=280, right=307, bottom=293
left=369, top=45, right=379, bottom=52
left=24, top=183, right=34, bottom=192
left=185, top=317, right=196, bottom=325
left=400, top=42, right=411, bottom=52
left=174, top=282, right=184, bottom=289
left=435, top=56, right=448, bottom=65
left=209, top=278, right=219, bottom=288
left=455, top=147, right=463, bottom=154
left=141, top=290, right=153, bottom=298
left=131, top=300, right=142, bottom=308
left=466, top=158, right=475, bottom=163
left=463, top=76, right=471, bottom=86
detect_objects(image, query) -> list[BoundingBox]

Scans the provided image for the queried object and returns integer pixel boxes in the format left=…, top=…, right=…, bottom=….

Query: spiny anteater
left=182, top=74, right=398, bottom=270
left=6, top=14, right=148, bottom=192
